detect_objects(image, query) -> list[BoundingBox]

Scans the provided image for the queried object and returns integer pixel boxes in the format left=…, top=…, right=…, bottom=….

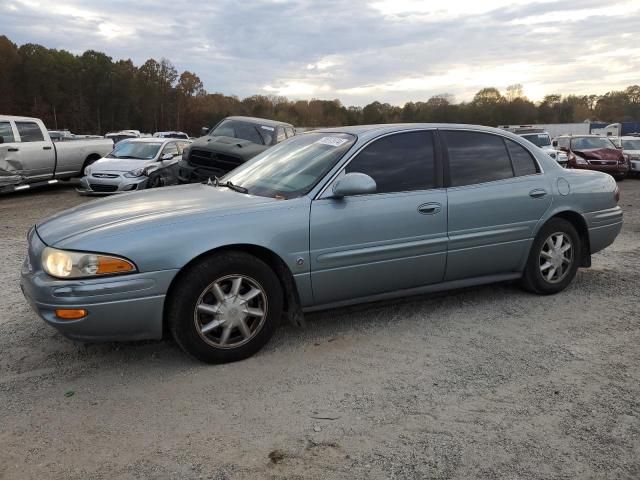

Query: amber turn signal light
left=55, top=309, right=88, bottom=320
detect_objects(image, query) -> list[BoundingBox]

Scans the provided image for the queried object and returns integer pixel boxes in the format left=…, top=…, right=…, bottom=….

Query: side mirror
left=0, top=136, right=4, bottom=144
left=201, top=127, right=210, bottom=136
left=161, top=153, right=174, bottom=161
left=551, top=140, right=558, bottom=147
left=331, top=172, right=376, bottom=198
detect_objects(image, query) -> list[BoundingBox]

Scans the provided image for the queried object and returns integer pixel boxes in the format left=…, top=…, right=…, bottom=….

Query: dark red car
left=552, top=135, right=628, bottom=179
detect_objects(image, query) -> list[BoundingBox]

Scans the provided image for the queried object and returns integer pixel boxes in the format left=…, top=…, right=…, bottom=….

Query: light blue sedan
left=21, top=124, right=623, bottom=363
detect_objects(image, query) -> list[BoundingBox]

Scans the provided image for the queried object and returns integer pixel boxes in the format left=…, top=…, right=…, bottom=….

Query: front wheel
left=521, top=218, right=581, bottom=295
left=167, top=252, right=283, bottom=363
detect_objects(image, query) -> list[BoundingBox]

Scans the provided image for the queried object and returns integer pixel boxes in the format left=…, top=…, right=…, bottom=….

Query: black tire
left=146, top=174, right=163, bottom=188
left=167, top=251, right=283, bottom=363
left=521, top=218, right=581, bottom=295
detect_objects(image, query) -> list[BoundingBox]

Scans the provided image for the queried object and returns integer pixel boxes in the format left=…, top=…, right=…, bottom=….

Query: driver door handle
left=7, top=147, right=19, bottom=152
left=418, top=202, right=442, bottom=215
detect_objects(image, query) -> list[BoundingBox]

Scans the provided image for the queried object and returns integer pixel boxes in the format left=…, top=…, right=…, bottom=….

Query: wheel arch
left=543, top=210, right=591, bottom=267
left=80, top=153, right=102, bottom=174
left=162, top=244, right=303, bottom=336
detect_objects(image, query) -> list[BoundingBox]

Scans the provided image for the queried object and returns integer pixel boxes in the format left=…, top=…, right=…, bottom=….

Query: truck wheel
left=167, top=251, right=283, bottom=363
left=521, top=218, right=581, bottom=295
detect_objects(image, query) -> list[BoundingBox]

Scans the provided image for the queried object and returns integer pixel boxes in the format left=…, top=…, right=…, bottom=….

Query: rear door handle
left=43, top=146, right=52, bottom=150
left=529, top=189, right=547, bottom=198
left=7, top=147, right=19, bottom=152
left=418, top=202, right=442, bottom=215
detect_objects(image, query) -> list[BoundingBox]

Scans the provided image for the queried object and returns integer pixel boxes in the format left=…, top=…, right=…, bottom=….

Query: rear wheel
left=521, top=218, right=581, bottom=295
left=167, top=252, right=283, bottom=363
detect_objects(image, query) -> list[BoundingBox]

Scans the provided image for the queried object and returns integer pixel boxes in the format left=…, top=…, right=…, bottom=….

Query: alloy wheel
left=539, top=232, right=573, bottom=284
left=193, top=274, right=268, bottom=349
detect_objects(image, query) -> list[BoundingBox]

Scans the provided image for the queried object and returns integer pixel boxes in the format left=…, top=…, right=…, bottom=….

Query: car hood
left=89, top=157, right=156, bottom=173
left=188, top=135, right=268, bottom=161
left=36, top=184, right=279, bottom=245
left=573, top=148, right=623, bottom=160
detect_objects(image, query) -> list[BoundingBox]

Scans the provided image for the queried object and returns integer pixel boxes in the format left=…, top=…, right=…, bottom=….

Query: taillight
left=614, top=185, right=620, bottom=203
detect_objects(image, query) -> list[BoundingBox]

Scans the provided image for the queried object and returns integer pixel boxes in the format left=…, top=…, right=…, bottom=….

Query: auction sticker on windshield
left=316, top=136, right=349, bottom=147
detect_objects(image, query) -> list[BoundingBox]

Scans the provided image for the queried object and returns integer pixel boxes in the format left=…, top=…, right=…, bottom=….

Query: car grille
left=188, top=149, right=244, bottom=172
left=89, top=184, right=118, bottom=192
left=588, top=160, right=617, bottom=165
left=92, top=173, right=119, bottom=179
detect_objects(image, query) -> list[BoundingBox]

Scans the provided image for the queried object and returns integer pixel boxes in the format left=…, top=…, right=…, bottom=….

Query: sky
left=1, top=0, right=639, bottom=106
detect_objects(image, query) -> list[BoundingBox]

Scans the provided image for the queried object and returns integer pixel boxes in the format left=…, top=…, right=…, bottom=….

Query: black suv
left=178, top=116, right=295, bottom=183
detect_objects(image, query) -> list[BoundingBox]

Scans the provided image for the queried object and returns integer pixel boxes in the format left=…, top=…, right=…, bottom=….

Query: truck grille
left=189, top=149, right=244, bottom=172
left=90, top=184, right=118, bottom=192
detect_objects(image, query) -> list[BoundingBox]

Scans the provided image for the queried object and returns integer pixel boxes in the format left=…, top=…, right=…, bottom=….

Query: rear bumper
left=584, top=206, right=623, bottom=254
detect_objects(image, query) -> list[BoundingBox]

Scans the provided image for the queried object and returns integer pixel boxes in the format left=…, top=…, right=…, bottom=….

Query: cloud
left=0, top=0, right=638, bottom=106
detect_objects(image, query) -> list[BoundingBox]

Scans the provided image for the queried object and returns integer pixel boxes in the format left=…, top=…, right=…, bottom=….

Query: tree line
left=1, top=35, right=639, bottom=136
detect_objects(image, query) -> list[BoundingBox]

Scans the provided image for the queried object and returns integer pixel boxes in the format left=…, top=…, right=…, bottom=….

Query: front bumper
left=571, top=162, right=629, bottom=176
left=629, top=159, right=640, bottom=173
left=77, top=174, right=148, bottom=195
left=20, top=229, right=178, bottom=341
left=178, top=161, right=230, bottom=184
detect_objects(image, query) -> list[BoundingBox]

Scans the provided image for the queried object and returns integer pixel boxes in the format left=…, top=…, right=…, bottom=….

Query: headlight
left=42, top=247, right=137, bottom=279
left=124, top=168, right=145, bottom=178
left=84, top=166, right=92, bottom=176
left=182, top=147, right=191, bottom=161
left=573, top=153, right=588, bottom=165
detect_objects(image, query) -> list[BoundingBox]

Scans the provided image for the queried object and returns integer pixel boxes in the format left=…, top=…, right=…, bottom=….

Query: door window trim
left=14, top=121, right=46, bottom=143
left=0, top=120, right=18, bottom=143
left=315, top=128, right=444, bottom=199
left=440, top=127, right=544, bottom=189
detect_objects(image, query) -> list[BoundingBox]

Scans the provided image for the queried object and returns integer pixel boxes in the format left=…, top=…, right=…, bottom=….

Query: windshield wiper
left=207, top=176, right=248, bottom=193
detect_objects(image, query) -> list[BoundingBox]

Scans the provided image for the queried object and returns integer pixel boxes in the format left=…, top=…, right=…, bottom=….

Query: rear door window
left=506, top=139, right=539, bottom=176
left=276, top=127, right=287, bottom=143
left=443, top=130, right=514, bottom=187
left=345, top=130, right=436, bottom=193
left=15, top=122, right=45, bottom=142
left=0, top=121, right=15, bottom=143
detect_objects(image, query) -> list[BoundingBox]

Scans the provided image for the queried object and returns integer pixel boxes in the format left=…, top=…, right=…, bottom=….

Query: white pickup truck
left=0, top=115, right=114, bottom=193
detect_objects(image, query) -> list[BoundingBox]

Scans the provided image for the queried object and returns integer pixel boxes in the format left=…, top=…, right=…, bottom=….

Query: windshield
left=571, top=137, right=616, bottom=150
left=223, top=132, right=356, bottom=199
left=210, top=119, right=275, bottom=145
left=622, top=139, right=640, bottom=150
left=521, top=133, right=551, bottom=148
left=107, top=141, right=163, bottom=160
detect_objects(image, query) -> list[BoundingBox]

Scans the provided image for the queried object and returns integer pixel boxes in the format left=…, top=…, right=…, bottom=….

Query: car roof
left=224, top=116, right=293, bottom=128
left=309, top=123, right=531, bottom=140
left=120, top=137, right=188, bottom=144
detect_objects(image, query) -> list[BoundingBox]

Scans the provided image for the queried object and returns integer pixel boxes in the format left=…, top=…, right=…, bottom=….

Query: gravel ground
left=1, top=180, right=639, bottom=479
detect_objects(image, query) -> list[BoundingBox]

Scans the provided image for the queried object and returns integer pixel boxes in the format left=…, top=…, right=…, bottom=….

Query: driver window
left=345, top=131, right=436, bottom=194
left=0, top=121, right=15, bottom=143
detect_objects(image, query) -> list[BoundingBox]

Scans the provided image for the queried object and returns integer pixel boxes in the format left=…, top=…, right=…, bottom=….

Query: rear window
left=15, top=122, right=44, bottom=142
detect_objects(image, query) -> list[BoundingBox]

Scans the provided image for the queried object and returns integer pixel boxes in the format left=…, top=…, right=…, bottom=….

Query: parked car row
left=21, top=123, right=623, bottom=363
